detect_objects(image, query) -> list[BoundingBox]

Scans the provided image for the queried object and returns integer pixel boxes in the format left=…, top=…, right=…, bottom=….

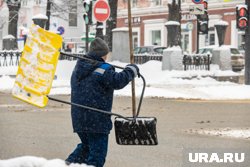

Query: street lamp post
left=245, top=0, right=250, bottom=84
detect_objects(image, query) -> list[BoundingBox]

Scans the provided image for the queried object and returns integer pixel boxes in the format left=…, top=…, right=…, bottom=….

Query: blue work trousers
left=66, top=132, right=109, bottom=167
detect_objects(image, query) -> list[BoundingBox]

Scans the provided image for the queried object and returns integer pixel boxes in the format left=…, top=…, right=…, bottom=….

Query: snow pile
left=187, top=128, right=250, bottom=140
left=0, top=156, right=91, bottom=167
left=214, top=20, right=229, bottom=26
left=165, top=21, right=180, bottom=26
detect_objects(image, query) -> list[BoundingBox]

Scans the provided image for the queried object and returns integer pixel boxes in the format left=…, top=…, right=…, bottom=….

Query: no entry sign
left=192, top=0, right=203, bottom=4
left=93, top=0, right=110, bottom=22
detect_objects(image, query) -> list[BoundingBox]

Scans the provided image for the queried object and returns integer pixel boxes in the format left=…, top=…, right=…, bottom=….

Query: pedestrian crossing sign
left=12, top=24, right=63, bottom=107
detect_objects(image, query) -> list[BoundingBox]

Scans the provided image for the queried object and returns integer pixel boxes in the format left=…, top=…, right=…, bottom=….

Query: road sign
left=57, top=26, right=65, bottom=35
left=93, top=0, right=110, bottom=22
left=192, top=0, right=203, bottom=4
left=189, top=4, right=204, bottom=15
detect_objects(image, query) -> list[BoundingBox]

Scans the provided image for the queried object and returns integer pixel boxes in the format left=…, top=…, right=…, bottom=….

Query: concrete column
left=32, top=14, right=48, bottom=29
left=212, top=47, right=232, bottom=70
left=212, top=21, right=231, bottom=70
left=162, top=21, right=183, bottom=70
left=214, top=21, right=229, bottom=46
left=162, top=46, right=183, bottom=70
left=111, top=27, right=130, bottom=63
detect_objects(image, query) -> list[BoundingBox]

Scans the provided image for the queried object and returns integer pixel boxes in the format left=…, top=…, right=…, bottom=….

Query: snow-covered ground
left=1, top=60, right=250, bottom=166
left=1, top=60, right=250, bottom=100
left=0, top=156, right=91, bottom=167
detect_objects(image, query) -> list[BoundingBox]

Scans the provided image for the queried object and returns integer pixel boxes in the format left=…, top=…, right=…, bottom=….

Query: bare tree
left=45, top=0, right=52, bottom=30
left=48, top=0, right=79, bottom=25
left=105, top=0, right=118, bottom=51
left=167, top=0, right=181, bottom=47
left=6, top=0, right=21, bottom=49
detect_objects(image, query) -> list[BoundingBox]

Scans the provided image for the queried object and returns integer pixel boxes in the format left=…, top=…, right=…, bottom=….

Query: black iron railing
left=0, top=51, right=21, bottom=67
left=183, top=54, right=211, bottom=71
left=134, top=53, right=163, bottom=64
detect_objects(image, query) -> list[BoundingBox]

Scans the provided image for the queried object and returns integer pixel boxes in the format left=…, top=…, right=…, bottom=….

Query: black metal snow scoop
left=113, top=74, right=158, bottom=146
left=49, top=52, right=158, bottom=146
left=114, top=117, right=158, bottom=145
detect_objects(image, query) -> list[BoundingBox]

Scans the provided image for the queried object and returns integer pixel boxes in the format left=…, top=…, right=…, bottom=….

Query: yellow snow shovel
left=12, top=24, right=63, bottom=107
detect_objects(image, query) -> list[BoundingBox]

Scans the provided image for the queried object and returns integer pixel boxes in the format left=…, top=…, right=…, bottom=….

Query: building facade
left=0, top=0, right=246, bottom=53
left=0, top=0, right=86, bottom=51
left=117, top=0, right=245, bottom=53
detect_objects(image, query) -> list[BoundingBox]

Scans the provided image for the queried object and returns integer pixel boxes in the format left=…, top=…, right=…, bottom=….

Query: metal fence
left=183, top=54, right=211, bottom=71
left=0, top=51, right=21, bottom=67
left=59, top=52, right=163, bottom=64
left=0, top=51, right=80, bottom=67
left=0, top=51, right=210, bottom=71
left=134, top=53, right=163, bottom=64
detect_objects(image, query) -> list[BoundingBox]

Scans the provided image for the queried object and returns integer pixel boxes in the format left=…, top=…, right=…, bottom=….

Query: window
left=151, top=30, right=161, bottom=45
left=22, top=0, right=28, bottom=6
left=140, top=47, right=149, bottom=53
left=205, top=32, right=215, bottom=46
left=132, top=0, right=137, bottom=8
left=209, top=34, right=215, bottom=45
left=35, top=0, right=42, bottom=5
left=238, top=33, right=245, bottom=50
left=69, top=0, right=77, bottom=27
left=231, top=48, right=240, bottom=54
left=133, top=32, right=138, bottom=48
left=151, top=0, right=161, bottom=6
left=181, top=33, right=189, bottom=52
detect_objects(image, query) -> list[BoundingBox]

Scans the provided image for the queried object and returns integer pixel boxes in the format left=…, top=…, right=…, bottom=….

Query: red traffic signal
left=236, top=5, right=248, bottom=30
left=202, top=1, right=208, bottom=10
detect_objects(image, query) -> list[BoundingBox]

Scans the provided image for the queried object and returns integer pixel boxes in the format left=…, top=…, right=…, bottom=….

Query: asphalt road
left=0, top=91, right=250, bottom=167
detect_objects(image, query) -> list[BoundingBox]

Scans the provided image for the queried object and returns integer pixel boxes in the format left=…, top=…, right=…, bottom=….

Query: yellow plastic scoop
left=12, top=24, right=63, bottom=107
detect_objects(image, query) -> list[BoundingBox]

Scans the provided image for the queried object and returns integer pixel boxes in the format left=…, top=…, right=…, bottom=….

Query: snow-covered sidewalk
left=1, top=60, right=250, bottom=100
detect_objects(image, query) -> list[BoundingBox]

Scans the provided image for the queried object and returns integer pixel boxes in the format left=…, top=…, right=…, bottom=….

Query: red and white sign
left=93, top=0, right=110, bottom=22
left=192, top=0, right=203, bottom=4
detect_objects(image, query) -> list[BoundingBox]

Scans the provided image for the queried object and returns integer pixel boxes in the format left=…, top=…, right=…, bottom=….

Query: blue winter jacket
left=70, top=54, right=135, bottom=134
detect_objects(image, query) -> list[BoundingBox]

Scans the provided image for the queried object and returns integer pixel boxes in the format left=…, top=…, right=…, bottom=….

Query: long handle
left=47, top=75, right=146, bottom=120
left=60, top=52, right=124, bottom=70
left=47, top=96, right=132, bottom=121
left=127, top=0, right=136, bottom=118
left=59, top=52, right=146, bottom=118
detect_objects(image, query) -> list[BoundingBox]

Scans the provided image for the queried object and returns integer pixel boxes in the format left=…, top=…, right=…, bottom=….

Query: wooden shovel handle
left=127, top=0, right=136, bottom=118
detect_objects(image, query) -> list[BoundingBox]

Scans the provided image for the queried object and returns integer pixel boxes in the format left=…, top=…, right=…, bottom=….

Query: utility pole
left=196, top=0, right=208, bottom=53
left=127, top=0, right=136, bottom=117
left=245, top=0, right=250, bottom=84
left=45, top=0, right=51, bottom=30
left=196, top=18, right=200, bottom=53
left=83, top=0, right=93, bottom=52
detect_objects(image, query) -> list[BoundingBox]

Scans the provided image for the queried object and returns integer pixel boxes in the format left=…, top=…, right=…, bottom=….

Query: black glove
left=126, top=64, right=140, bottom=78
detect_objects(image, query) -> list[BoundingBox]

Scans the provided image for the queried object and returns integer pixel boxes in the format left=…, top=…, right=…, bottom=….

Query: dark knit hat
left=89, top=37, right=109, bottom=57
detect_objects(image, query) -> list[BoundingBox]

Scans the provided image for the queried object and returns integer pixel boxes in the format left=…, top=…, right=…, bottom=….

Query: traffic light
left=83, top=0, right=92, bottom=25
left=236, top=5, right=248, bottom=30
left=198, top=12, right=209, bottom=34
left=202, top=1, right=208, bottom=11
left=197, top=0, right=208, bottom=34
